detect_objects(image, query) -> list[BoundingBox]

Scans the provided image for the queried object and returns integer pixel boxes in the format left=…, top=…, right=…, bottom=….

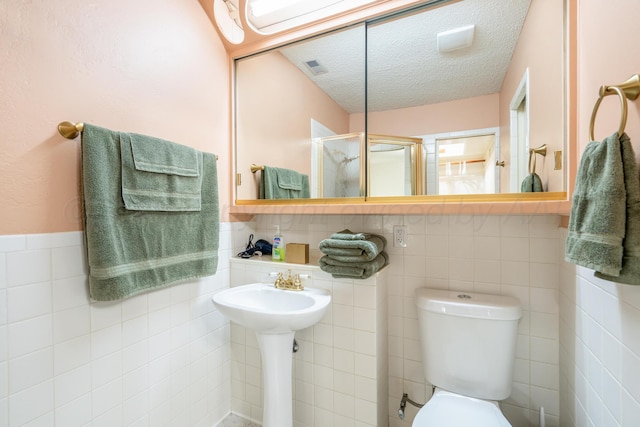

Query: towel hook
left=528, top=144, right=547, bottom=174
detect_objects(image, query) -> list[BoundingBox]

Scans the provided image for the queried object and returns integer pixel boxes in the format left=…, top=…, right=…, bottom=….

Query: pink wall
left=0, top=0, right=230, bottom=234
left=578, top=2, right=640, bottom=151
left=499, top=0, right=565, bottom=192
left=235, top=51, right=350, bottom=199
left=350, top=93, right=499, bottom=135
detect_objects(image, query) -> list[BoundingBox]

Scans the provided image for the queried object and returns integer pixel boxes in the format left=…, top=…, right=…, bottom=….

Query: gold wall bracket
left=58, top=121, right=84, bottom=139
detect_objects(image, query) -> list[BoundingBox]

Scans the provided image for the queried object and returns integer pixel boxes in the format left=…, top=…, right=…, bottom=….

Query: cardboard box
left=286, top=243, right=309, bottom=264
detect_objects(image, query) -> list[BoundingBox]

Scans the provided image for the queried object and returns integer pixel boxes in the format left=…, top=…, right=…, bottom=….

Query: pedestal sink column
left=255, top=331, right=295, bottom=427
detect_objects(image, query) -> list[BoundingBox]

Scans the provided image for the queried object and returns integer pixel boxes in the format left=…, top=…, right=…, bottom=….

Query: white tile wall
left=7, top=214, right=637, bottom=427
left=227, top=257, right=388, bottom=426
left=0, top=225, right=237, bottom=427
left=559, top=228, right=640, bottom=427
left=247, top=213, right=563, bottom=427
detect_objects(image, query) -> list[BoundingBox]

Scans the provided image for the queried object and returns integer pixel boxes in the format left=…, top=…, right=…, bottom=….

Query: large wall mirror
left=234, top=0, right=567, bottom=204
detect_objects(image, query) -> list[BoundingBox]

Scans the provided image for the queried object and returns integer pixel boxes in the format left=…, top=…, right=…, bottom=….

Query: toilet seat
left=412, top=389, right=511, bottom=427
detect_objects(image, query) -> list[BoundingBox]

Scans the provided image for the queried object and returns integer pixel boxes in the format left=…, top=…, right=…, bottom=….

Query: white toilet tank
left=415, top=288, right=522, bottom=401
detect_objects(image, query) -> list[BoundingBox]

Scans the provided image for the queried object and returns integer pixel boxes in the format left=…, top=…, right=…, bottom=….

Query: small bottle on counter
left=272, top=225, right=285, bottom=262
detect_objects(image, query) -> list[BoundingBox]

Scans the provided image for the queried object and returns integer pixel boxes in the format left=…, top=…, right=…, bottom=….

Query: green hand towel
left=318, top=234, right=386, bottom=262
left=520, top=173, right=544, bottom=192
left=594, top=133, right=640, bottom=285
left=566, top=132, right=626, bottom=276
left=330, top=229, right=371, bottom=240
left=319, top=252, right=388, bottom=279
left=259, top=166, right=310, bottom=199
left=82, top=123, right=219, bottom=301
left=121, top=133, right=202, bottom=211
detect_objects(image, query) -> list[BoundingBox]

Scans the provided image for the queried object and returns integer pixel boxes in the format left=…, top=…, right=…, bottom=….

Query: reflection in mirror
left=313, top=133, right=364, bottom=198
left=235, top=24, right=365, bottom=200
left=234, top=0, right=566, bottom=203
left=368, top=134, right=423, bottom=196
left=365, top=0, right=565, bottom=196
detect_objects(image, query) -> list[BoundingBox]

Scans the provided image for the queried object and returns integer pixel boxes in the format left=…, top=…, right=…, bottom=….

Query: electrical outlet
left=393, top=225, right=407, bottom=248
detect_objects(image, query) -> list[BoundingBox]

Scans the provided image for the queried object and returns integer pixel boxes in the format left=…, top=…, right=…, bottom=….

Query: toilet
left=413, top=288, right=522, bottom=426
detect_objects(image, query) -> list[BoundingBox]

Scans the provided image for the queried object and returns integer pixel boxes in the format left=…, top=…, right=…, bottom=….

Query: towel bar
left=589, top=74, right=640, bottom=141
left=58, top=121, right=219, bottom=159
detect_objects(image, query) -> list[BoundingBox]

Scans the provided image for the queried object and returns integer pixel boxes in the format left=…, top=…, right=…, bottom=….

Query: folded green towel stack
left=566, top=132, right=640, bottom=285
left=318, top=229, right=388, bottom=279
left=81, top=124, right=219, bottom=301
left=259, top=166, right=310, bottom=199
left=319, top=252, right=388, bottom=279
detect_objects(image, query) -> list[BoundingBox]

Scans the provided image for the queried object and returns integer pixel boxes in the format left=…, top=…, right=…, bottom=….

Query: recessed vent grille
left=304, top=59, right=328, bottom=75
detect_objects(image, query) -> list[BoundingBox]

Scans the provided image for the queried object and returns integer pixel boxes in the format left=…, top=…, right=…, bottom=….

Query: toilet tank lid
left=415, top=288, right=522, bottom=320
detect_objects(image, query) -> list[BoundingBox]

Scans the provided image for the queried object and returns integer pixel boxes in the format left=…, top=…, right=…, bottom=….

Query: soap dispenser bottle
left=272, top=225, right=285, bottom=262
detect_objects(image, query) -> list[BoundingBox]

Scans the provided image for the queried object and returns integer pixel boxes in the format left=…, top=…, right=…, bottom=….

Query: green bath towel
left=330, top=229, right=371, bottom=240
left=521, top=173, right=544, bottom=192
left=593, top=133, right=640, bottom=285
left=121, top=133, right=203, bottom=211
left=81, top=123, right=219, bottom=301
left=319, top=233, right=386, bottom=262
left=565, top=132, right=640, bottom=283
left=259, top=166, right=310, bottom=199
left=319, top=252, right=388, bottom=279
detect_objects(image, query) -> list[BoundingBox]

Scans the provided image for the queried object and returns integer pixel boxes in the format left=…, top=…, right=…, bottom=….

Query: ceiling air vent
left=304, top=59, right=328, bottom=76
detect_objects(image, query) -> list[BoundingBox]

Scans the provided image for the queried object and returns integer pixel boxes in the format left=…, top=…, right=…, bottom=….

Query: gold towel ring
left=589, top=85, right=627, bottom=141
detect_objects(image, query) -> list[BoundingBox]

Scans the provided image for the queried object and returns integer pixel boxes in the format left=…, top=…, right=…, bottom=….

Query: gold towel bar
left=251, top=164, right=265, bottom=173
left=57, top=121, right=218, bottom=159
left=589, top=74, right=640, bottom=141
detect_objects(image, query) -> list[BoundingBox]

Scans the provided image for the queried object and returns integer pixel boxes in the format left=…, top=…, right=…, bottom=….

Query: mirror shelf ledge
left=231, top=192, right=570, bottom=215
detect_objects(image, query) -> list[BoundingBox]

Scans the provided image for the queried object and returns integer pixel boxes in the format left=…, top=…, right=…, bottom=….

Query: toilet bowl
left=413, top=388, right=511, bottom=426
left=413, top=288, right=522, bottom=427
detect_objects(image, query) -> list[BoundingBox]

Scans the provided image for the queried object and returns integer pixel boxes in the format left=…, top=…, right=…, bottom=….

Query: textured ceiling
left=280, top=0, right=532, bottom=113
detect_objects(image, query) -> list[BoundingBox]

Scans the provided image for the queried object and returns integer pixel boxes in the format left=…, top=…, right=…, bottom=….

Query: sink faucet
left=274, top=270, right=304, bottom=291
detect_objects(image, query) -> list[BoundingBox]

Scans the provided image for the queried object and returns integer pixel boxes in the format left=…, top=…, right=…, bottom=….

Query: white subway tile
left=8, top=379, right=54, bottom=426
left=501, top=237, right=530, bottom=262
left=53, top=305, right=90, bottom=344
left=0, top=290, right=6, bottom=326
left=123, top=340, right=149, bottom=374
left=7, top=314, right=52, bottom=359
left=9, top=348, right=53, bottom=395
left=54, top=394, right=92, bottom=427
left=52, top=276, right=89, bottom=312
left=26, top=232, right=82, bottom=250
left=354, top=353, right=376, bottom=380
left=123, top=390, right=148, bottom=426
left=90, top=302, right=122, bottom=333
left=54, top=335, right=91, bottom=376
left=0, top=235, right=26, bottom=252
left=6, top=250, right=51, bottom=287
left=92, top=351, right=123, bottom=389
left=54, top=364, right=91, bottom=406
left=52, top=244, right=86, bottom=280
left=354, top=331, right=376, bottom=356
left=7, top=281, right=52, bottom=323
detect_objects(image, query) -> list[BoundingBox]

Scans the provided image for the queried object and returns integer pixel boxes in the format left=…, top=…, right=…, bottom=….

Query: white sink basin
left=212, top=282, right=332, bottom=426
left=212, top=283, right=331, bottom=333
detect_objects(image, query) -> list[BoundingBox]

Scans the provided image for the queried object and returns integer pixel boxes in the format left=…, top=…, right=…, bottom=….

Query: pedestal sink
left=212, top=283, right=331, bottom=427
